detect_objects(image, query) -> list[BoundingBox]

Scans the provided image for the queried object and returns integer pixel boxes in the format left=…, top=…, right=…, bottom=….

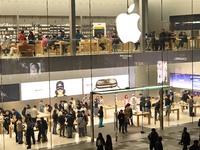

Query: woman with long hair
left=105, top=134, right=113, bottom=150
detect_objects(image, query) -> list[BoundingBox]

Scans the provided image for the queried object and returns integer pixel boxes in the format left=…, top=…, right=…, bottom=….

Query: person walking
left=96, top=132, right=105, bottom=150
left=148, top=128, right=159, bottom=150
left=105, top=134, right=113, bottom=150
left=179, top=127, right=191, bottom=150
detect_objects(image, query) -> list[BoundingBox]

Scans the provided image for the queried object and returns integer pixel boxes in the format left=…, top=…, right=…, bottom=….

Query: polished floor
left=0, top=106, right=199, bottom=150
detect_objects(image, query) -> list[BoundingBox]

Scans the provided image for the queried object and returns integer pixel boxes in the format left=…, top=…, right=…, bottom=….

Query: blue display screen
left=170, top=73, right=200, bottom=90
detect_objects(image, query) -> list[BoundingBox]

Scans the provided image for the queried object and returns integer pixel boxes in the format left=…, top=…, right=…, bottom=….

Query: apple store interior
left=1, top=0, right=200, bottom=150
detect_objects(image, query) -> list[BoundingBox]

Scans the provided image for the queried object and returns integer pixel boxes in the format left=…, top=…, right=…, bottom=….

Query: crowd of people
left=0, top=90, right=199, bottom=150
left=145, top=29, right=189, bottom=51
left=0, top=94, right=92, bottom=149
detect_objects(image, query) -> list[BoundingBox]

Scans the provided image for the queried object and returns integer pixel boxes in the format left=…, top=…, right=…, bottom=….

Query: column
left=138, top=0, right=148, bottom=51
left=69, top=0, right=77, bottom=55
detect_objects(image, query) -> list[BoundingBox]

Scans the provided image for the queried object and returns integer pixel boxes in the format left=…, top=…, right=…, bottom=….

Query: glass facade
left=0, top=0, right=200, bottom=149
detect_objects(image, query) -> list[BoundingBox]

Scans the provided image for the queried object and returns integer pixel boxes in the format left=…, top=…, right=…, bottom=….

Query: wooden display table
left=35, top=41, right=43, bottom=55
left=194, top=104, right=200, bottom=116
left=179, top=103, right=188, bottom=112
left=164, top=107, right=179, bottom=120
left=98, top=104, right=115, bottom=119
left=133, top=112, right=151, bottom=127
left=55, top=41, right=70, bottom=55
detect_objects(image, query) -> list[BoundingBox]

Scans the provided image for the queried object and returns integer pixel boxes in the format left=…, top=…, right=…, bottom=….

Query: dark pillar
left=90, top=92, right=94, bottom=142
left=159, top=88, right=164, bottom=130
left=69, top=0, right=77, bottom=55
left=138, top=0, right=148, bottom=51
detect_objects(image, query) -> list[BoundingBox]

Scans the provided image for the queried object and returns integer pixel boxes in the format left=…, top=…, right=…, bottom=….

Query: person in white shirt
left=39, top=100, right=45, bottom=112
left=30, top=105, right=39, bottom=123
left=71, top=98, right=76, bottom=110
left=63, top=101, right=69, bottom=112
left=130, top=94, right=138, bottom=112
left=82, top=94, right=90, bottom=107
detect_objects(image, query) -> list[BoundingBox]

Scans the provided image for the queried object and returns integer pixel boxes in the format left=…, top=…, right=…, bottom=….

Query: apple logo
left=116, top=3, right=141, bottom=43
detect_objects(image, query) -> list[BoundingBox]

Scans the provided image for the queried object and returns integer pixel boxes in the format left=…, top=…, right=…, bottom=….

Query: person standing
left=105, top=134, right=113, bottom=150
left=59, top=112, right=66, bottom=137
left=66, top=114, right=74, bottom=138
left=76, top=111, right=85, bottom=137
left=98, top=106, right=104, bottom=128
left=94, top=97, right=100, bottom=116
left=16, top=117, right=23, bottom=144
left=28, top=31, right=35, bottom=45
left=148, top=128, right=159, bottom=150
left=125, top=103, right=133, bottom=126
left=182, top=91, right=190, bottom=103
left=82, top=94, right=90, bottom=108
left=165, top=94, right=172, bottom=116
left=30, top=105, right=39, bottom=124
left=52, top=110, right=58, bottom=135
left=188, top=95, right=194, bottom=116
left=41, top=117, right=48, bottom=142
left=139, top=94, right=146, bottom=112
left=123, top=95, right=130, bottom=105
left=179, top=127, right=191, bottom=150
left=169, top=89, right=174, bottom=103
left=26, top=120, right=35, bottom=149
left=159, top=28, right=167, bottom=51
left=39, top=100, right=45, bottom=112
left=130, top=94, right=138, bottom=111
left=117, top=109, right=125, bottom=134
left=155, top=136, right=163, bottom=150
left=18, top=30, right=25, bottom=45
left=96, top=132, right=105, bottom=150
left=36, top=120, right=45, bottom=143
left=3, top=110, right=11, bottom=134
left=145, top=96, right=152, bottom=117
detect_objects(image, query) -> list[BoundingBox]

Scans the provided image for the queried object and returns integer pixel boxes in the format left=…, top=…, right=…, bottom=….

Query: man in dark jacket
left=66, top=114, right=74, bottom=138
left=159, top=29, right=167, bottom=50
left=117, top=109, right=125, bottom=134
left=41, top=117, right=48, bottom=142
left=98, top=106, right=104, bottom=128
left=59, top=112, right=66, bottom=137
left=179, top=127, right=191, bottom=150
left=148, top=128, right=159, bottom=150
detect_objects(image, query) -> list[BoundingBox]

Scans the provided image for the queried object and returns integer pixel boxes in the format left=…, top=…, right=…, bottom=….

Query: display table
left=54, top=41, right=70, bottom=55
left=133, top=112, right=150, bottom=127
left=194, top=104, right=200, bottom=116
left=35, top=41, right=43, bottom=55
left=179, top=103, right=188, bottom=112
left=164, top=107, right=180, bottom=120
